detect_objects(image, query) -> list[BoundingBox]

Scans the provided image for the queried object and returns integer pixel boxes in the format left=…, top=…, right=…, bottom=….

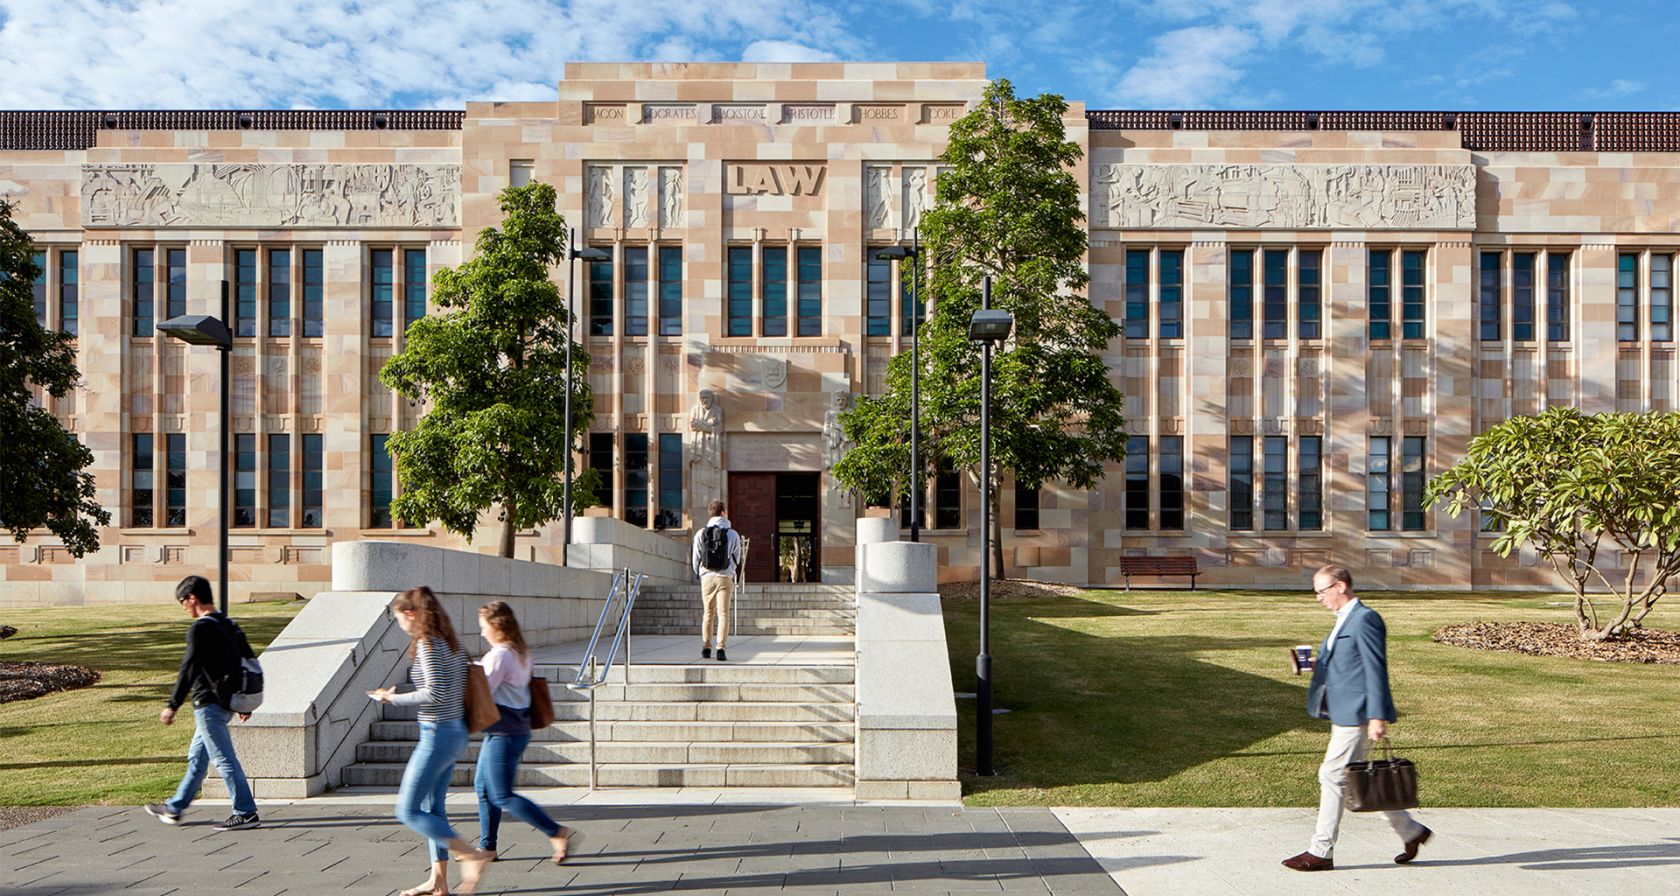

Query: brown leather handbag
left=464, top=663, right=500, bottom=734
left=528, top=676, right=555, bottom=730
left=1345, top=737, right=1420, bottom=812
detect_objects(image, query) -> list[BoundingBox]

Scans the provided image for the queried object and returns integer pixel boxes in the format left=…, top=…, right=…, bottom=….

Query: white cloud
left=1582, top=78, right=1645, bottom=100
left=740, top=40, right=839, bottom=63
left=1115, top=25, right=1255, bottom=107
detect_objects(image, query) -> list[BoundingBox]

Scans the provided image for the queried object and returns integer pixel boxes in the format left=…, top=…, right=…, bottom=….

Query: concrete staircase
left=628, top=583, right=856, bottom=637
left=342, top=661, right=856, bottom=788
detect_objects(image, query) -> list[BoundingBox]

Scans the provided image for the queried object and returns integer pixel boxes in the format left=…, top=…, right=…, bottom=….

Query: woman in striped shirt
left=370, top=587, right=493, bottom=896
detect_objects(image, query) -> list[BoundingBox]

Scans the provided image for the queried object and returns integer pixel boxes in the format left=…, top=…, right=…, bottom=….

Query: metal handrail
left=566, top=566, right=644, bottom=790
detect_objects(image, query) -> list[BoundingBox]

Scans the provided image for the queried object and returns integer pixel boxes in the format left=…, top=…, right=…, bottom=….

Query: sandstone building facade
left=4, top=62, right=1678, bottom=603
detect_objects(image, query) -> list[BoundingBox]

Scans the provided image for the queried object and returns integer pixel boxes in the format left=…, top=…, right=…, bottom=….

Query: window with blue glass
left=1299, top=436, right=1322, bottom=531
left=1160, top=436, right=1184, bottom=530
left=1547, top=252, right=1571, bottom=342
left=403, top=249, right=426, bottom=332
left=302, top=433, right=323, bottom=528
left=1367, top=437, right=1391, bottom=532
left=1229, top=436, right=1253, bottom=530
left=761, top=246, right=787, bottom=337
left=865, top=254, right=890, bottom=337
left=1653, top=253, right=1673, bottom=342
left=1125, top=435, right=1149, bottom=529
left=1262, top=249, right=1288, bottom=340
left=132, top=433, right=154, bottom=527
left=1479, top=251, right=1501, bottom=341
left=370, top=249, right=394, bottom=338
left=624, top=246, right=649, bottom=337
left=1368, top=249, right=1391, bottom=340
left=59, top=251, right=78, bottom=337
left=727, top=247, right=753, bottom=337
left=899, top=254, right=923, bottom=337
left=267, top=249, right=290, bottom=337
left=656, top=433, right=683, bottom=529
left=304, top=249, right=325, bottom=338
left=1617, top=253, right=1638, bottom=342
left=1230, top=249, right=1254, bottom=339
left=590, top=251, right=614, bottom=336
left=235, top=249, right=258, bottom=337
left=797, top=247, right=822, bottom=337
left=370, top=434, right=394, bottom=528
left=166, top=248, right=186, bottom=321
left=1401, top=249, right=1425, bottom=339
left=1512, top=252, right=1536, bottom=342
left=1402, top=436, right=1426, bottom=531
left=234, top=434, right=257, bottom=527
left=268, top=433, right=290, bottom=528
left=133, top=248, right=155, bottom=336
left=1124, top=249, right=1149, bottom=339
left=1298, top=250, right=1321, bottom=340
left=1159, top=249, right=1184, bottom=339
left=624, top=433, right=649, bottom=527
left=166, top=433, right=187, bottom=528
left=658, top=246, right=682, bottom=336
left=1263, top=435, right=1287, bottom=531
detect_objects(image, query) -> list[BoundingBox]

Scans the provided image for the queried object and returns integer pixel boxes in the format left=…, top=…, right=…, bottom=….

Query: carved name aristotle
left=1092, top=163, right=1476, bottom=230
left=82, top=164, right=459, bottom=228
left=726, top=164, right=825, bottom=196
left=783, top=105, right=837, bottom=122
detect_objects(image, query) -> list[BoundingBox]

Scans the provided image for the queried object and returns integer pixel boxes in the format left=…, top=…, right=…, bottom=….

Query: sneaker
left=143, top=803, right=181, bottom=825
left=213, top=812, right=261, bottom=832
left=715, top=649, right=727, bottom=662
left=701, top=646, right=712, bottom=659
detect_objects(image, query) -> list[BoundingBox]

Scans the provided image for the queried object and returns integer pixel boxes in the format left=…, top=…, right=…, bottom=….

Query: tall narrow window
left=133, top=248, right=155, bottom=336
left=509, top=159, right=534, bottom=187
left=1653, top=253, right=1674, bottom=342
left=166, top=248, right=187, bottom=320
left=1159, top=249, right=1183, bottom=339
left=1617, top=253, right=1639, bottom=342
left=727, top=247, right=752, bottom=337
left=370, top=434, right=394, bottom=528
left=761, top=246, right=787, bottom=337
left=132, top=433, right=154, bottom=527
left=1230, top=248, right=1254, bottom=339
left=624, top=433, right=649, bottom=527
left=1547, top=252, right=1571, bottom=342
left=1479, top=251, right=1501, bottom=341
left=624, top=246, right=649, bottom=337
left=1299, top=436, right=1323, bottom=531
left=267, top=434, right=290, bottom=528
left=267, top=248, right=290, bottom=337
left=1014, top=482, right=1040, bottom=530
left=59, top=251, right=78, bottom=337
left=1125, top=435, right=1150, bottom=529
left=1402, top=436, right=1427, bottom=531
left=403, top=249, right=426, bottom=332
left=899, top=255, right=922, bottom=337
left=371, top=249, right=394, bottom=338
left=1401, top=249, right=1426, bottom=339
left=235, top=248, right=258, bottom=337
left=900, top=488, right=926, bottom=531
left=1263, top=435, right=1287, bottom=531
left=1262, top=249, right=1288, bottom=339
left=1124, top=249, right=1149, bottom=339
left=301, top=433, right=323, bottom=528
left=656, top=433, right=683, bottom=529
left=865, top=254, right=890, bottom=336
left=658, top=246, right=683, bottom=336
left=31, top=250, right=47, bottom=325
left=165, top=433, right=186, bottom=527
left=234, top=434, right=257, bottom=527
left=1512, top=252, right=1536, bottom=342
left=590, top=251, right=615, bottom=336
left=589, top=433, right=614, bottom=510
left=935, top=466, right=962, bottom=530
left=1368, top=249, right=1392, bottom=341
left=797, top=246, right=822, bottom=336
left=1230, top=437, right=1254, bottom=530
left=303, top=248, right=325, bottom=337
left=1297, top=249, right=1321, bottom=340
left=1367, top=437, right=1391, bottom=531
left=1160, top=436, right=1184, bottom=530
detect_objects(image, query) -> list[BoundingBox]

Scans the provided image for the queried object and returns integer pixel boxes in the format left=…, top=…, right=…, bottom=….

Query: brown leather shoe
left=1281, top=851, right=1334, bottom=871
left=1395, top=826, right=1432, bottom=864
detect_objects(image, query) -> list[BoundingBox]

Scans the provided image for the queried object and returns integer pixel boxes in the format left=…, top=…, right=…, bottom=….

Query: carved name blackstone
left=1092, top=163, right=1476, bottom=230
left=82, top=164, right=460, bottom=228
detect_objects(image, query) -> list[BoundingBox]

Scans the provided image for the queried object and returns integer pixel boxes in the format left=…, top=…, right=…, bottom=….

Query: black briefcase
left=1344, top=737, right=1420, bottom=812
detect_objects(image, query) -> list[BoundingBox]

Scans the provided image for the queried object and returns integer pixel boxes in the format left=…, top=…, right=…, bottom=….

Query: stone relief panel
left=659, top=167, right=684, bottom=229
left=1091, top=164, right=1476, bottom=230
left=587, top=166, right=614, bottom=229
left=624, top=167, right=650, bottom=229
left=82, top=164, right=459, bottom=228
left=902, top=166, right=930, bottom=233
left=865, top=166, right=894, bottom=229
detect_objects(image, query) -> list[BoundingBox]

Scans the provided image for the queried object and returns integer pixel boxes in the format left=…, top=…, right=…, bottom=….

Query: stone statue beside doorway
left=688, top=389, right=726, bottom=508
left=822, top=391, right=852, bottom=491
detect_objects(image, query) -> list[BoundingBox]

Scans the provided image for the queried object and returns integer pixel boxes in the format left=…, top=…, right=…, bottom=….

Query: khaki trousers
left=1311, top=724, right=1424, bottom=858
left=700, top=574, right=735, bottom=650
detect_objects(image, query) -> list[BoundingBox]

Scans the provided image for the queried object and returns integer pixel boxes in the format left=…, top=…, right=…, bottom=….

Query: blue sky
left=0, top=0, right=1671, bottom=111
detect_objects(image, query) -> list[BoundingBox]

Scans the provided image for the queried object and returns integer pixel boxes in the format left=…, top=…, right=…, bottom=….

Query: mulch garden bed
left=0, top=661, right=102, bottom=703
left=1434, top=621, right=1680, bottom=664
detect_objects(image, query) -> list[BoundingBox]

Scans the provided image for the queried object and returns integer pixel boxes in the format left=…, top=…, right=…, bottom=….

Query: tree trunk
left=499, top=498, right=517, bottom=559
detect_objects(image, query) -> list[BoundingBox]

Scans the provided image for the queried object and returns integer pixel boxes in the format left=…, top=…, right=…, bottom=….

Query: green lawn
left=0, top=600, right=303, bottom=806
left=944, top=589, right=1680, bottom=808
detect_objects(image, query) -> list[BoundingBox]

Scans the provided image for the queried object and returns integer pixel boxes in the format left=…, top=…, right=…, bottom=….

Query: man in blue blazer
left=1282, top=564, right=1431, bottom=872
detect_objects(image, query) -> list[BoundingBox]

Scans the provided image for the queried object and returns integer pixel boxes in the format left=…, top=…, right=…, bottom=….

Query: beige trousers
left=1311, top=724, right=1424, bottom=858
left=700, top=573, right=735, bottom=650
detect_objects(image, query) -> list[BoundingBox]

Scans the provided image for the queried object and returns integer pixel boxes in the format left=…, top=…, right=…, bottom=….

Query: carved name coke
left=726, top=164, right=826, bottom=196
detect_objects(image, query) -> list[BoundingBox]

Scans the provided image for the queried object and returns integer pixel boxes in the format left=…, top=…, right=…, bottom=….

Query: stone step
left=642, top=585, right=854, bottom=595
left=357, top=738, right=854, bottom=765
left=531, top=664, right=855, bottom=685
left=628, top=606, right=855, bottom=617
left=629, top=625, right=854, bottom=637
left=379, top=698, right=856, bottom=724
left=340, top=762, right=856, bottom=788
left=371, top=719, right=853, bottom=744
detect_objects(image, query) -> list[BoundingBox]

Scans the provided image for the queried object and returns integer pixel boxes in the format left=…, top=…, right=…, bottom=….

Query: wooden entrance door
left=728, top=472, right=778, bottom=583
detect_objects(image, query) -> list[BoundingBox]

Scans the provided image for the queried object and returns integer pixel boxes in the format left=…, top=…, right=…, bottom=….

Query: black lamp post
left=875, top=232, right=922, bottom=542
left=158, top=282, right=234, bottom=615
left=967, top=277, right=1012, bottom=777
left=563, top=231, right=611, bottom=564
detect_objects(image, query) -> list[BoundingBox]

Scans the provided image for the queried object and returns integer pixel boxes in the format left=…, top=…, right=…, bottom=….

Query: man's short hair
left=708, top=500, right=726, bottom=517
left=175, top=575, right=214, bottom=606
left=1315, top=564, right=1354, bottom=590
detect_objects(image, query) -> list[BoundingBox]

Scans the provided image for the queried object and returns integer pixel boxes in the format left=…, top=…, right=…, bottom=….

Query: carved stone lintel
left=1371, top=418, right=1394, bottom=434
left=1092, top=163, right=1476, bottom=230
left=1231, top=418, right=1254, bottom=435
left=1403, top=418, right=1429, bottom=435
left=82, top=163, right=459, bottom=228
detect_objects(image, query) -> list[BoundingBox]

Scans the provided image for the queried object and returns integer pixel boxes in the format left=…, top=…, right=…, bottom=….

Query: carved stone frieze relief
left=82, top=163, right=459, bottom=228
left=865, top=166, right=893, bottom=229
left=902, top=166, right=929, bottom=233
left=1091, top=163, right=1476, bottom=230
left=587, top=166, right=614, bottom=228
left=624, top=167, right=650, bottom=229
left=659, top=167, right=684, bottom=229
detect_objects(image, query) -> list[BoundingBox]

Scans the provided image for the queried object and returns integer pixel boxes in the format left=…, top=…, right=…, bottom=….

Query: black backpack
left=700, top=524, right=731, bottom=572
left=211, top=615, right=265, bottom=713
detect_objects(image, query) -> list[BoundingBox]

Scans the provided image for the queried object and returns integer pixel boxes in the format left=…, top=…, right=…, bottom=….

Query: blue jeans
left=475, top=731, right=560, bottom=850
left=396, top=719, right=468, bottom=862
left=166, top=704, right=257, bottom=816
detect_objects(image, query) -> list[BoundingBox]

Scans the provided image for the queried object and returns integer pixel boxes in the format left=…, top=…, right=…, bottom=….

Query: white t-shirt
left=479, top=643, right=532, bottom=710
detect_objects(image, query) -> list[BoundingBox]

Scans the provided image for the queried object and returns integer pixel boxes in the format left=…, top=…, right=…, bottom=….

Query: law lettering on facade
left=726, top=163, right=826, bottom=196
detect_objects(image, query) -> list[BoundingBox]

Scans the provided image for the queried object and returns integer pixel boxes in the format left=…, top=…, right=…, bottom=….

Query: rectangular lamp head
left=968, top=308, right=1014, bottom=343
left=157, top=314, right=233, bottom=348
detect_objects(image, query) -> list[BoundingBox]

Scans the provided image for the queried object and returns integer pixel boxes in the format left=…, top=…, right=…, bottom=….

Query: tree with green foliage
left=1426, top=407, right=1680, bottom=641
left=380, top=183, right=598, bottom=557
left=834, top=79, right=1127, bottom=577
left=0, top=200, right=109, bottom=557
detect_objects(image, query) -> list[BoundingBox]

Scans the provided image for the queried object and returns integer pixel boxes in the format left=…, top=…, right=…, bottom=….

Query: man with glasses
left=1282, top=564, right=1430, bottom=871
left=143, top=576, right=261, bottom=831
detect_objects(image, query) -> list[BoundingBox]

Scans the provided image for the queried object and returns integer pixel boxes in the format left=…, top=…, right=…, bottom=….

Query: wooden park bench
left=1117, top=555, right=1200, bottom=591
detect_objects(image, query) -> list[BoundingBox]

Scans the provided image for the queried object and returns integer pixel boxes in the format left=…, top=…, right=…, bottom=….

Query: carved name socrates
left=1092, top=163, right=1476, bottom=231
left=82, top=163, right=460, bottom=228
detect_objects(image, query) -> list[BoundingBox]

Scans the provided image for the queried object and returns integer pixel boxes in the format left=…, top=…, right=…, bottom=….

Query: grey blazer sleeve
left=1352, top=610, right=1398, bottom=723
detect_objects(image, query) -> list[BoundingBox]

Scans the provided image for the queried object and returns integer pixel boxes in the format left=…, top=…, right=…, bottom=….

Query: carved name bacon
left=726, top=164, right=826, bottom=196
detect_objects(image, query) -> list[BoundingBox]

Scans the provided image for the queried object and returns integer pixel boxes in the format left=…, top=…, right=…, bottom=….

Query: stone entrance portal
left=730, top=472, right=822, bottom=583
